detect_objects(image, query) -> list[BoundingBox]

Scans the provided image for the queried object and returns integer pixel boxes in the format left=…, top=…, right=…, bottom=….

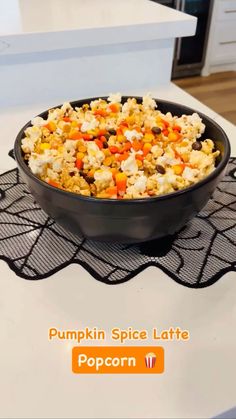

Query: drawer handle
left=219, top=40, right=236, bottom=45
left=225, top=9, right=236, bottom=13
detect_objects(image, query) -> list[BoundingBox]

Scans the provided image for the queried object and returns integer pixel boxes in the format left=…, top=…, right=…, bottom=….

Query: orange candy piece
left=95, top=139, right=103, bottom=149
left=143, top=143, right=152, bottom=156
left=168, top=131, right=181, bottom=142
left=135, top=154, right=144, bottom=161
left=75, top=158, right=83, bottom=170
left=47, top=180, right=60, bottom=188
left=115, top=173, right=127, bottom=194
left=116, top=152, right=130, bottom=162
left=44, top=121, right=56, bottom=132
left=109, top=103, right=120, bottom=113
left=105, top=186, right=118, bottom=196
left=173, top=164, right=185, bottom=175
left=132, top=140, right=142, bottom=151
left=110, top=168, right=118, bottom=179
left=94, top=109, right=108, bottom=117
left=109, top=146, right=119, bottom=154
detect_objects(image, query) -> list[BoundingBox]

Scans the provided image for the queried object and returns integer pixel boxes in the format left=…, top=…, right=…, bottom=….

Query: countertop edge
left=0, top=18, right=197, bottom=56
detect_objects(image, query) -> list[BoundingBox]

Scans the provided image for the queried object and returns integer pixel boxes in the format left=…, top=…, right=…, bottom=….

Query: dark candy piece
left=85, top=176, right=94, bottom=184
left=156, top=165, right=166, bottom=174
left=108, top=129, right=117, bottom=135
left=152, top=126, right=162, bottom=135
left=192, top=141, right=202, bottom=151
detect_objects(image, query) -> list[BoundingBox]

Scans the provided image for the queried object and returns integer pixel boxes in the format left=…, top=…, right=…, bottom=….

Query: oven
left=154, top=0, right=177, bottom=6
left=150, top=0, right=213, bottom=78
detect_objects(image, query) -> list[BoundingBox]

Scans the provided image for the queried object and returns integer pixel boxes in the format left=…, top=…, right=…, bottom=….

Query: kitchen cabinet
left=202, top=0, right=236, bottom=75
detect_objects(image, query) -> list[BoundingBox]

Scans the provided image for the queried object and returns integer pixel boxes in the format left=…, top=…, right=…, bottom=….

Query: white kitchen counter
left=0, top=0, right=196, bottom=108
left=0, top=0, right=196, bottom=54
left=0, top=83, right=236, bottom=419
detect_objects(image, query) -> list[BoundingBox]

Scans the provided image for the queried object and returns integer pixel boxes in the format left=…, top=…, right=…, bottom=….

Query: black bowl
left=14, top=97, right=231, bottom=243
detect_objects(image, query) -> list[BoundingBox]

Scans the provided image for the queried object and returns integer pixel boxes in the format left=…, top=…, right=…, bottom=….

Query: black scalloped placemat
left=0, top=151, right=235, bottom=288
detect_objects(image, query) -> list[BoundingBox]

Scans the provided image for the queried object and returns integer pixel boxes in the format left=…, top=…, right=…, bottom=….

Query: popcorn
left=124, top=130, right=143, bottom=142
left=94, top=169, right=113, bottom=192
left=145, top=352, right=156, bottom=368
left=31, top=116, right=47, bottom=127
left=21, top=94, right=220, bottom=197
left=142, top=94, right=157, bottom=110
left=182, top=166, right=199, bottom=181
left=85, top=142, right=104, bottom=169
left=121, top=154, right=138, bottom=175
left=108, top=92, right=122, bottom=103
left=28, top=150, right=56, bottom=176
left=81, top=119, right=99, bottom=132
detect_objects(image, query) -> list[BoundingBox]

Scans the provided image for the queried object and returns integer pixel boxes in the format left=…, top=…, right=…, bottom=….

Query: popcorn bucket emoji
left=145, top=352, right=156, bottom=368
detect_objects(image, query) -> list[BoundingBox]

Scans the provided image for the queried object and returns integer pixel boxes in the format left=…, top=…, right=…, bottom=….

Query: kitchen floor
left=174, top=71, right=236, bottom=125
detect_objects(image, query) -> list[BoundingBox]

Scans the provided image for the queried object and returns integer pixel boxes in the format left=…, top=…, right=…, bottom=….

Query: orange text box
left=72, top=346, right=164, bottom=374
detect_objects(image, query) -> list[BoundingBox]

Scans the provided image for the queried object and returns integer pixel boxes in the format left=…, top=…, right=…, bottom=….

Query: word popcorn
left=77, top=354, right=136, bottom=371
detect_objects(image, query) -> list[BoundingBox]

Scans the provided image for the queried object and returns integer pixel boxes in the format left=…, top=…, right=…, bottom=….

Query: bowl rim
left=14, top=96, right=231, bottom=205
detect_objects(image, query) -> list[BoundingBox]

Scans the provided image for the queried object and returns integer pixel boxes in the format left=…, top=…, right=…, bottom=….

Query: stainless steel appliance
left=151, top=0, right=213, bottom=78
